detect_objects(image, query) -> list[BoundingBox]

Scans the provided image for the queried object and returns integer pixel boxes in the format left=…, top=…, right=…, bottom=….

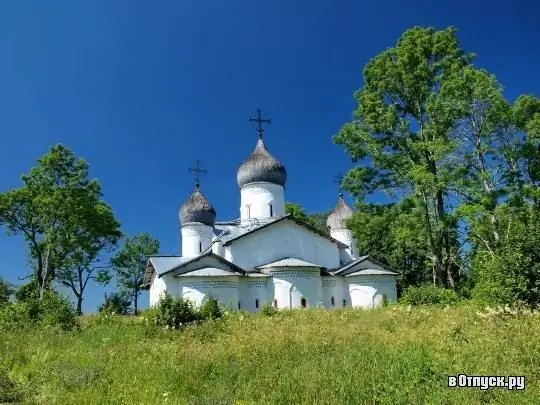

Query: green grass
left=1, top=305, right=540, bottom=404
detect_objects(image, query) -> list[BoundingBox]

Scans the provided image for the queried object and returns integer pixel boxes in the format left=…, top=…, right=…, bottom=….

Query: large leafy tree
left=335, top=26, right=473, bottom=287
left=0, top=145, right=121, bottom=301
left=111, top=233, right=159, bottom=314
left=350, top=198, right=434, bottom=293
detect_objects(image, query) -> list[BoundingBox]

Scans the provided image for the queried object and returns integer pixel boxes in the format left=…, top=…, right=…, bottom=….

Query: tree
left=0, top=145, right=121, bottom=300
left=111, top=233, right=159, bottom=314
left=335, top=26, right=473, bottom=287
left=349, top=198, right=434, bottom=294
left=98, top=292, right=132, bottom=315
left=452, top=67, right=512, bottom=251
left=0, top=277, right=14, bottom=306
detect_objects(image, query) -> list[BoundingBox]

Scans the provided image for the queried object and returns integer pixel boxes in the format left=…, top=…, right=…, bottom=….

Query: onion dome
left=237, top=139, right=287, bottom=188
left=179, top=187, right=216, bottom=226
left=326, top=194, right=354, bottom=231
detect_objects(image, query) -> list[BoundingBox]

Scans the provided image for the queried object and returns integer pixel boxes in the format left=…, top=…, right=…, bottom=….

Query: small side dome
left=326, top=194, right=354, bottom=231
left=180, top=187, right=216, bottom=226
left=237, top=139, right=287, bottom=188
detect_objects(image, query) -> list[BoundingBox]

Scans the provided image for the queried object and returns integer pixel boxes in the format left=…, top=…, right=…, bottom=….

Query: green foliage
left=2, top=306, right=540, bottom=403
left=335, top=26, right=472, bottom=288
left=399, top=285, right=461, bottom=306
left=98, top=292, right=132, bottom=315
left=151, top=293, right=201, bottom=329
left=0, top=368, right=23, bottom=403
left=261, top=303, right=278, bottom=317
left=0, top=144, right=121, bottom=303
left=0, top=277, right=14, bottom=306
left=0, top=288, right=78, bottom=331
left=473, top=208, right=540, bottom=306
left=14, top=279, right=41, bottom=302
left=111, top=232, right=160, bottom=314
left=199, top=296, right=223, bottom=320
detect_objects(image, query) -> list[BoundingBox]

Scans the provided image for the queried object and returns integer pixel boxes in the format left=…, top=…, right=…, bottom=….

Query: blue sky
left=1, top=0, right=539, bottom=312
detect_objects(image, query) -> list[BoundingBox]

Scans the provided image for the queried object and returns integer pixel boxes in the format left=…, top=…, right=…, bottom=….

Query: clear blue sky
left=1, top=0, right=539, bottom=312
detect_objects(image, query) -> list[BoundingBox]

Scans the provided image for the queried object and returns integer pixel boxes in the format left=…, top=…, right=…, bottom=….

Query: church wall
left=270, top=268, right=322, bottom=309
left=178, top=276, right=240, bottom=309
left=149, top=275, right=167, bottom=307
left=321, top=277, right=341, bottom=309
left=226, top=220, right=341, bottom=270
left=346, top=276, right=397, bottom=309
left=239, top=277, right=271, bottom=311
left=181, top=223, right=213, bottom=257
left=240, top=182, right=285, bottom=222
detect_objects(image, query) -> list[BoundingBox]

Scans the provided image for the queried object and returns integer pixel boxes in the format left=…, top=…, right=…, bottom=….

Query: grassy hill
left=1, top=305, right=539, bottom=404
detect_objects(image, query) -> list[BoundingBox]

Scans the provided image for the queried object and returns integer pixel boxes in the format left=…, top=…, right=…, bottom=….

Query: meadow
left=1, top=304, right=539, bottom=404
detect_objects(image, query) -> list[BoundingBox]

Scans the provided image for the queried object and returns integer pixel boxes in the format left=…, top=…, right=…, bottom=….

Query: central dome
left=237, top=139, right=287, bottom=188
left=179, top=187, right=216, bottom=226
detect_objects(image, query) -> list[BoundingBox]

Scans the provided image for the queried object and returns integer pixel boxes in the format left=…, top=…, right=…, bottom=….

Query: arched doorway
left=301, top=297, right=307, bottom=308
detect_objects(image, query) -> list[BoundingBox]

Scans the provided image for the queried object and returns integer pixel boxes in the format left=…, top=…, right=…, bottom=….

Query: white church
left=143, top=114, right=398, bottom=311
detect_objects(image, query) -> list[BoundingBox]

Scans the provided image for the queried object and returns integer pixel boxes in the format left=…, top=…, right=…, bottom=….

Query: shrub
left=399, top=285, right=460, bottom=306
left=14, top=279, right=41, bottom=302
left=154, top=293, right=201, bottom=329
left=0, top=277, right=14, bottom=306
left=0, top=289, right=78, bottom=331
left=200, top=296, right=223, bottom=320
left=261, top=303, right=277, bottom=317
left=98, top=292, right=132, bottom=315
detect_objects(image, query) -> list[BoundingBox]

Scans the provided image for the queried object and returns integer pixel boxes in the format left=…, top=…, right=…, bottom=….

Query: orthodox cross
left=189, top=160, right=207, bottom=189
left=249, top=108, right=271, bottom=139
left=333, top=173, right=344, bottom=197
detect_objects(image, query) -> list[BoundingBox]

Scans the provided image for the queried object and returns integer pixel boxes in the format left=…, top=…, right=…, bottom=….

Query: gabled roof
left=142, top=251, right=247, bottom=288
left=159, top=251, right=247, bottom=278
left=333, top=255, right=397, bottom=277
left=174, top=268, right=242, bottom=277
left=256, top=257, right=325, bottom=269
left=222, top=214, right=348, bottom=248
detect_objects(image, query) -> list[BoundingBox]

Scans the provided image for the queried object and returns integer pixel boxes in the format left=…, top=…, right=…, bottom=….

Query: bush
left=154, top=293, right=201, bottom=329
left=0, top=277, right=14, bottom=306
left=98, top=292, right=132, bottom=315
left=14, top=279, right=41, bottom=302
left=200, top=296, right=223, bottom=320
left=0, top=289, right=78, bottom=331
left=261, top=303, right=278, bottom=317
left=399, top=285, right=460, bottom=306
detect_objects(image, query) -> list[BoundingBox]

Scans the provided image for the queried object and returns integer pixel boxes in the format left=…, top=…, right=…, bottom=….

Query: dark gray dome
left=237, top=139, right=287, bottom=188
left=326, top=194, right=354, bottom=231
left=179, top=187, right=216, bottom=226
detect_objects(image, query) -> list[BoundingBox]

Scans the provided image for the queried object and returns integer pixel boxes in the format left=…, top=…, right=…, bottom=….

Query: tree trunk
left=76, top=295, right=83, bottom=316
left=133, top=288, right=138, bottom=315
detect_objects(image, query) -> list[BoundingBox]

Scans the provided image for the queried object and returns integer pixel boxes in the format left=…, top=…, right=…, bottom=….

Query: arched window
left=246, top=204, right=251, bottom=219
left=269, top=203, right=273, bottom=217
left=301, top=298, right=307, bottom=308
left=255, top=299, right=259, bottom=309
left=331, top=296, right=335, bottom=306
left=238, top=301, right=241, bottom=310
left=199, top=242, right=202, bottom=252
left=343, top=299, right=347, bottom=307
left=273, top=299, right=278, bottom=308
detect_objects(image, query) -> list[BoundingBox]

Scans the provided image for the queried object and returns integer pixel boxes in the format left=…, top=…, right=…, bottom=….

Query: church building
left=143, top=111, right=398, bottom=311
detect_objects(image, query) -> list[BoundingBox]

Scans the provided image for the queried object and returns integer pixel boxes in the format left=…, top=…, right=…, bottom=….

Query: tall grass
left=1, top=305, right=539, bottom=404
